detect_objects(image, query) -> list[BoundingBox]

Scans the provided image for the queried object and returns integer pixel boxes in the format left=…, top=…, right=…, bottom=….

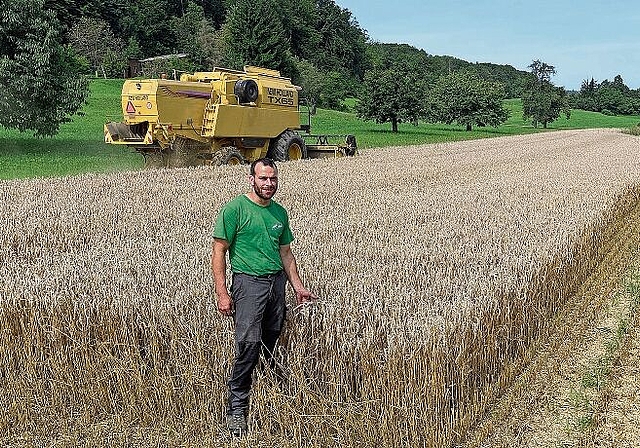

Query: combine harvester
left=104, top=65, right=357, bottom=168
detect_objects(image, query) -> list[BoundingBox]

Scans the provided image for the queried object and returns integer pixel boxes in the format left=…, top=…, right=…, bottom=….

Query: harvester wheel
left=211, top=147, right=246, bottom=166
left=143, top=151, right=168, bottom=169
left=222, top=150, right=245, bottom=166
left=168, top=137, right=200, bottom=168
left=268, top=130, right=307, bottom=162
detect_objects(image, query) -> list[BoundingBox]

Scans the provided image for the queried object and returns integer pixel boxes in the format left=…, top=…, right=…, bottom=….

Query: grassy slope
left=0, top=80, right=141, bottom=180
left=1, top=82, right=639, bottom=180
left=336, top=99, right=640, bottom=149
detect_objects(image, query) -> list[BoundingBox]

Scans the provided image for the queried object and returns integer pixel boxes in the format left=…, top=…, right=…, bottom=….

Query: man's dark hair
left=250, top=157, right=277, bottom=175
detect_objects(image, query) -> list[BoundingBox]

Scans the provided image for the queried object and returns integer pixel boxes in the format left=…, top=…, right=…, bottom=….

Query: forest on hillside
left=3, top=0, right=639, bottom=136
left=41, top=0, right=531, bottom=105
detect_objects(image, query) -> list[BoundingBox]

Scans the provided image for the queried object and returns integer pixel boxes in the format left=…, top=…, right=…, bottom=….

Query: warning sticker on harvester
left=126, top=101, right=136, bottom=114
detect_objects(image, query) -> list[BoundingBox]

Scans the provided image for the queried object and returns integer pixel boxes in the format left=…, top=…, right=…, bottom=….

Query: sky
left=337, top=0, right=640, bottom=90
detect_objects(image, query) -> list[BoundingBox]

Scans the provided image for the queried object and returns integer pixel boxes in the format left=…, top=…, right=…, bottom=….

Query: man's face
left=250, top=163, right=278, bottom=200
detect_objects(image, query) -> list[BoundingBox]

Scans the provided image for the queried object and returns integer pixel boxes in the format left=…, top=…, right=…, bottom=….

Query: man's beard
left=254, top=184, right=276, bottom=200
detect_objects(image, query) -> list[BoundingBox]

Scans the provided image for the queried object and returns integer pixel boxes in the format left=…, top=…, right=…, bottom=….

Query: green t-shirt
left=213, top=195, right=294, bottom=276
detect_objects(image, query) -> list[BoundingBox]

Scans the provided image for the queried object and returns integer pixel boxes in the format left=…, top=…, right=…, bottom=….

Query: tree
left=521, top=60, right=570, bottom=128
left=312, top=0, right=368, bottom=80
left=279, top=0, right=321, bottom=63
left=356, top=56, right=428, bottom=133
left=366, top=43, right=530, bottom=100
left=573, top=78, right=600, bottom=112
left=427, top=71, right=509, bottom=131
left=318, top=71, right=353, bottom=110
left=68, top=17, right=126, bottom=77
left=581, top=78, right=598, bottom=95
left=118, top=0, right=175, bottom=56
left=82, top=0, right=130, bottom=40
left=221, top=0, right=296, bottom=77
left=0, top=0, right=88, bottom=136
left=597, top=80, right=630, bottom=115
left=44, top=0, right=84, bottom=33
left=572, top=75, right=640, bottom=115
left=293, top=58, right=323, bottom=109
left=199, top=0, right=227, bottom=29
left=528, top=59, right=556, bottom=83
left=171, top=2, right=223, bottom=70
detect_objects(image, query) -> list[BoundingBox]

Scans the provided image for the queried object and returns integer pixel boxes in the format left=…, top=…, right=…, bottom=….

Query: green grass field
left=0, top=80, right=141, bottom=180
left=1, top=81, right=639, bottom=180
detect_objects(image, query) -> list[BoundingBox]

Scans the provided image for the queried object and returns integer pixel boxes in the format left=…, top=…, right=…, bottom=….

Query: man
left=212, top=157, right=316, bottom=437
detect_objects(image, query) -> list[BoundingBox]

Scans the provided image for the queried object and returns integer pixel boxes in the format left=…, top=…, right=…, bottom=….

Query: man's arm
left=279, top=244, right=318, bottom=305
left=212, top=237, right=233, bottom=316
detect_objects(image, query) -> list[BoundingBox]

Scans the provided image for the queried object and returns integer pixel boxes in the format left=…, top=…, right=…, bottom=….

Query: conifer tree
left=222, top=0, right=296, bottom=77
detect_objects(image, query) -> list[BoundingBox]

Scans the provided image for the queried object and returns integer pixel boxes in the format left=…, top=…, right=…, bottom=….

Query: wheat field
left=1, top=129, right=640, bottom=447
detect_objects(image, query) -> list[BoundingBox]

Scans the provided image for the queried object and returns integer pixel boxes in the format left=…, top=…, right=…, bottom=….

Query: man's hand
left=280, top=244, right=318, bottom=306
left=212, top=238, right=233, bottom=317
left=217, top=292, right=234, bottom=317
left=294, top=286, right=318, bottom=306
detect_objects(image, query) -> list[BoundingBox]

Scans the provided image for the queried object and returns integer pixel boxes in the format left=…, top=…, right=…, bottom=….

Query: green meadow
left=0, top=80, right=141, bottom=180
left=1, top=80, right=639, bottom=180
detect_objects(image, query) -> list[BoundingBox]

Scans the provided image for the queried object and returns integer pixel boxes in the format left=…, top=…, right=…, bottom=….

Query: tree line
left=571, top=75, right=640, bottom=116
left=2, top=0, right=632, bottom=136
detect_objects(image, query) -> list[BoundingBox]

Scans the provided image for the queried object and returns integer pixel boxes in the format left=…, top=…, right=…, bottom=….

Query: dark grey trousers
left=227, top=271, right=287, bottom=416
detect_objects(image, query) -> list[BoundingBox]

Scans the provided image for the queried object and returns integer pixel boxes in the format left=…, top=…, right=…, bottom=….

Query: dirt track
left=462, top=177, right=640, bottom=447
left=590, top=316, right=640, bottom=447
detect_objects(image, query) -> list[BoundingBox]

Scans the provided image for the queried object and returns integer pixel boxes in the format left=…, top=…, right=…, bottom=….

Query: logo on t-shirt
left=272, top=222, right=283, bottom=232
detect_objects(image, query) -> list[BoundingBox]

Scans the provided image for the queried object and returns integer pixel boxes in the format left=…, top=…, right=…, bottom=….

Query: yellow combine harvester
left=104, top=65, right=357, bottom=168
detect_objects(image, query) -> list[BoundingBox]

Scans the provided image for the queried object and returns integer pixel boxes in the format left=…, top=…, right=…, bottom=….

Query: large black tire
left=234, top=79, right=258, bottom=103
left=211, top=147, right=246, bottom=166
left=267, top=130, right=307, bottom=162
left=221, top=149, right=245, bottom=166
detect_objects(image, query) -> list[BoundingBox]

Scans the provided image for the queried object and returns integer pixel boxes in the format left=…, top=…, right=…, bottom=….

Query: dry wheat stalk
left=1, top=129, right=639, bottom=446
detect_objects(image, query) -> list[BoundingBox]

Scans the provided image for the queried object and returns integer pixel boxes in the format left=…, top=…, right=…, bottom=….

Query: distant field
left=1, top=80, right=639, bottom=180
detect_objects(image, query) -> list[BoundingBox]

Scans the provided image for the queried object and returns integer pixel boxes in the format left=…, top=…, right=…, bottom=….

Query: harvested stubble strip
left=1, top=129, right=639, bottom=446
